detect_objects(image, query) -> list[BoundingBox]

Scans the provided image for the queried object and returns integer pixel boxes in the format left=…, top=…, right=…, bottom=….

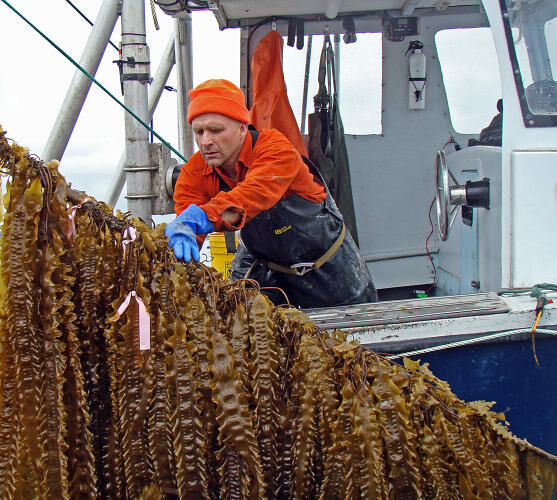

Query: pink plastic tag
left=122, top=227, right=137, bottom=253
left=66, top=198, right=91, bottom=241
left=114, top=291, right=151, bottom=350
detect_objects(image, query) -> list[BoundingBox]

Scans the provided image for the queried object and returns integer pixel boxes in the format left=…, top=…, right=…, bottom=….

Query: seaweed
left=168, top=273, right=209, bottom=498
left=0, top=128, right=551, bottom=500
left=247, top=294, right=280, bottom=496
left=148, top=266, right=178, bottom=495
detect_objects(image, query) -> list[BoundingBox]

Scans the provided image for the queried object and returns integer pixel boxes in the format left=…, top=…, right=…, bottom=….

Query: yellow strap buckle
left=289, top=262, right=316, bottom=276
left=266, top=224, right=346, bottom=276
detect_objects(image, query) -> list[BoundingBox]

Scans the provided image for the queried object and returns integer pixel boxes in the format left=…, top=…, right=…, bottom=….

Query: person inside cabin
left=468, top=99, right=503, bottom=147
left=165, top=79, right=377, bottom=308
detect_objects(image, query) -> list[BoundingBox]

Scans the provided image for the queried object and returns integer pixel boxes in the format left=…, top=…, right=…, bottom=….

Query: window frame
left=500, top=0, right=557, bottom=128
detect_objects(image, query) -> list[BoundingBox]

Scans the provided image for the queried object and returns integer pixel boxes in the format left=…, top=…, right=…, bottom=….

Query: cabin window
left=502, top=0, right=557, bottom=126
left=282, top=33, right=382, bottom=135
left=435, top=28, right=502, bottom=135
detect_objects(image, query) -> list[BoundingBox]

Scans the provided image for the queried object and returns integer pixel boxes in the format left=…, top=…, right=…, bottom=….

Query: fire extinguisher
left=406, top=40, right=426, bottom=109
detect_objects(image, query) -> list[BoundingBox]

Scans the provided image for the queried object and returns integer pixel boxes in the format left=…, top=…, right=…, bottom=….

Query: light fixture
left=325, top=0, right=341, bottom=19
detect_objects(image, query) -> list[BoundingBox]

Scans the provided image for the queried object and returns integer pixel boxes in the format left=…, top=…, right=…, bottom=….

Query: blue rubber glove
left=165, top=204, right=214, bottom=262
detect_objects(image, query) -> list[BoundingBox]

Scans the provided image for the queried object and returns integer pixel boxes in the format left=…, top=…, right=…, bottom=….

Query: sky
left=0, top=0, right=239, bottom=211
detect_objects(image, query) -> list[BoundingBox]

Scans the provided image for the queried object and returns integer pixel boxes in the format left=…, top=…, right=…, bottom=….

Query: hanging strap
left=266, top=224, right=345, bottom=276
left=313, top=34, right=338, bottom=114
left=314, top=36, right=330, bottom=111
left=287, top=19, right=305, bottom=50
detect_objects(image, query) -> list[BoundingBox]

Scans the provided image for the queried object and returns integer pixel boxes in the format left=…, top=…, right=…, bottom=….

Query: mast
left=105, top=35, right=176, bottom=207
left=175, top=14, right=194, bottom=158
left=121, top=0, right=153, bottom=224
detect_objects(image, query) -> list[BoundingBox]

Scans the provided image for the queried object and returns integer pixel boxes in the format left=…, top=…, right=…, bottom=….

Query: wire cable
left=149, top=0, right=160, bottom=31
left=2, top=0, right=188, bottom=164
left=386, top=328, right=557, bottom=361
left=64, top=0, right=119, bottom=51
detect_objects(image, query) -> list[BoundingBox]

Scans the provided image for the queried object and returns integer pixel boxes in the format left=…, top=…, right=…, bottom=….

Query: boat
left=153, top=0, right=557, bottom=457
left=3, top=0, right=557, bottom=479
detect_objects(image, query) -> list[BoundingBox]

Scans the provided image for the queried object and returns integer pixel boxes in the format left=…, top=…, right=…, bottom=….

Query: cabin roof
left=213, top=0, right=481, bottom=22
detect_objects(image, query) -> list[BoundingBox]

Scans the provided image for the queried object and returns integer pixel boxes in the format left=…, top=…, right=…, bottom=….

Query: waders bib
left=228, top=130, right=377, bottom=308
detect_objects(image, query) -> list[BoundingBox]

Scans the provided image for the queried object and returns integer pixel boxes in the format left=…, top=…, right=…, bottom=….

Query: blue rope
left=1, top=0, right=188, bottom=164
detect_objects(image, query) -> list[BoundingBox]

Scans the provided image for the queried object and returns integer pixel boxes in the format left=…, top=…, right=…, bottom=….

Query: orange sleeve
left=173, top=154, right=211, bottom=216
left=173, top=154, right=211, bottom=247
left=200, top=132, right=303, bottom=232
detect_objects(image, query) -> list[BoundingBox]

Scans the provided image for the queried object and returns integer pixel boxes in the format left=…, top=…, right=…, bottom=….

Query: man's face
left=191, top=113, right=247, bottom=172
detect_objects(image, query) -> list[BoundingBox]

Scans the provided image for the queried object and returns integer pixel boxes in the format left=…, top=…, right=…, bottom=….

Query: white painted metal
left=41, top=0, right=120, bottom=163
left=207, top=0, right=227, bottom=30
left=361, top=247, right=434, bottom=262
left=511, top=150, right=557, bottom=287
left=437, top=146, right=502, bottom=294
left=368, top=255, right=434, bottom=289
left=105, top=34, right=176, bottom=207
left=481, top=0, right=557, bottom=289
left=402, top=0, right=424, bottom=16
left=174, top=15, right=194, bottom=158
left=325, top=0, right=341, bottom=20
left=344, top=10, right=488, bottom=289
left=213, top=0, right=480, bottom=22
left=121, top=0, right=153, bottom=224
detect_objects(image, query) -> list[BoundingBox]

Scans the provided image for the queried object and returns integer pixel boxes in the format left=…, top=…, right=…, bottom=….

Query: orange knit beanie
left=187, top=79, right=250, bottom=124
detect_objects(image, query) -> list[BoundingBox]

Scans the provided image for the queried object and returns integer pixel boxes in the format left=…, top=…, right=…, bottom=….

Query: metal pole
left=121, top=0, right=152, bottom=224
left=174, top=15, right=194, bottom=157
left=42, top=0, right=120, bottom=163
left=240, top=20, right=249, bottom=105
left=334, top=33, right=340, bottom=99
left=300, top=34, right=312, bottom=135
left=105, top=34, right=175, bottom=206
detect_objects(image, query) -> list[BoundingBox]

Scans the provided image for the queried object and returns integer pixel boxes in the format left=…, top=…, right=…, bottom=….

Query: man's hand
left=165, top=204, right=213, bottom=262
left=221, top=208, right=242, bottom=226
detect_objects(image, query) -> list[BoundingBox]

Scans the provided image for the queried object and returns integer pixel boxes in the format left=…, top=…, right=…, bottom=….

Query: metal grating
left=305, top=292, right=509, bottom=329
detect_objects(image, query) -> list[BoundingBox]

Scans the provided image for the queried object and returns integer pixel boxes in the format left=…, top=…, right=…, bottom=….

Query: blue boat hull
left=408, top=336, right=557, bottom=455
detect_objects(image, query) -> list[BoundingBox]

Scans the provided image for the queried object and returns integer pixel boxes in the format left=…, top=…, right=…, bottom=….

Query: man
left=166, top=79, right=377, bottom=308
left=468, top=99, right=503, bottom=147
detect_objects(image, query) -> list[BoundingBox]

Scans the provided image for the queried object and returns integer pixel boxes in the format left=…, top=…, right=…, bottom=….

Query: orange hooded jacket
left=173, top=129, right=325, bottom=238
left=249, top=30, right=308, bottom=157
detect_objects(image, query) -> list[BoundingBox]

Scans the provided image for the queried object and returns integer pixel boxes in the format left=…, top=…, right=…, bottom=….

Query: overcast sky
left=0, top=0, right=239, bottom=210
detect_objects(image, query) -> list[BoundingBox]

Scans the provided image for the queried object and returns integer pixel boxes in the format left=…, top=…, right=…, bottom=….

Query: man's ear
left=239, top=122, right=248, bottom=141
